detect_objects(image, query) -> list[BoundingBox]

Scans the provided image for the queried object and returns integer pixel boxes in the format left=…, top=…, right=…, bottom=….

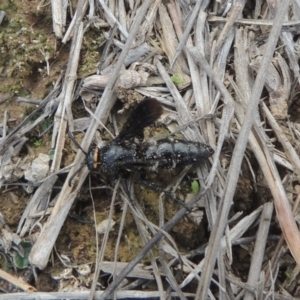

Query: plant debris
left=1, top=0, right=300, bottom=299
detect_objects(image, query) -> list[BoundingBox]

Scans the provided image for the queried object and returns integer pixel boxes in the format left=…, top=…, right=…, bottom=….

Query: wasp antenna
left=68, top=131, right=88, bottom=156
left=68, top=164, right=85, bottom=187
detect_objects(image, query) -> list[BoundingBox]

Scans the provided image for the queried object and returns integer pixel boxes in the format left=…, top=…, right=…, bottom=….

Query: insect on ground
left=69, top=98, right=214, bottom=210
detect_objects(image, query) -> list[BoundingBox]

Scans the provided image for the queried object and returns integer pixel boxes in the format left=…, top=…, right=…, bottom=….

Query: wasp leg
left=121, top=177, right=136, bottom=207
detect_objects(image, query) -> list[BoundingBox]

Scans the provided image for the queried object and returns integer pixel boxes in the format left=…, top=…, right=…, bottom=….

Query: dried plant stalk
left=51, top=0, right=67, bottom=38
left=158, top=4, right=190, bottom=89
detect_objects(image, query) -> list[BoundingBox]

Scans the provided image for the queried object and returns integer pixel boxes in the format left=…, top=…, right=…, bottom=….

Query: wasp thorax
left=86, top=147, right=100, bottom=170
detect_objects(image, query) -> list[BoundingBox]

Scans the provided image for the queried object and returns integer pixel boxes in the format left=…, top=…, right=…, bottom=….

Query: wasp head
left=86, top=147, right=100, bottom=170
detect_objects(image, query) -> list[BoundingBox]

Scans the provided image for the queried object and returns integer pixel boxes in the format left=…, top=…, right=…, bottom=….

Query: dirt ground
left=0, top=0, right=300, bottom=298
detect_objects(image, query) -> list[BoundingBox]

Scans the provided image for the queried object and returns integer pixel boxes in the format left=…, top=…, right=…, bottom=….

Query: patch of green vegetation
left=0, top=80, right=21, bottom=94
left=40, top=117, right=53, bottom=132
left=171, top=75, right=184, bottom=84
left=12, top=241, right=32, bottom=269
left=0, top=1, right=17, bottom=12
left=191, top=180, right=200, bottom=194
left=28, top=136, right=42, bottom=148
left=18, top=89, right=31, bottom=97
left=0, top=252, right=12, bottom=272
left=0, top=0, right=56, bottom=93
left=24, top=104, right=35, bottom=116
left=78, top=27, right=105, bottom=77
left=33, top=139, right=42, bottom=148
left=0, top=24, right=55, bottom=77
left=48, top=149, right=55, bottom=160
left=34, top=10, right=53, bottom=25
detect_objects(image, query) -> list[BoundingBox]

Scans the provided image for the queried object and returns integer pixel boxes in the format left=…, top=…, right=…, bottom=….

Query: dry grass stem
left=262, top=103, right=300, bottom=175
left=158, top=4, right=190, bottom=90
left=98, top=0, right=128, bottom=39
left=50, top=0, right=67, bottom=38
left=0, top=290, right=197, bottom=300
left=208, top=15, right=300, bottom=27
left=61, top=0, right=89, bottom=44
left=51, top=22, right=84, bottom=173
left=0, top=269, right=36, bottom=293
left=244, top=202, right=273, bottom=300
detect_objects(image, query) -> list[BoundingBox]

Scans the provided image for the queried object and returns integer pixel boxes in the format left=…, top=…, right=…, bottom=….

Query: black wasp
left=78, top=98, right=214, bottom=181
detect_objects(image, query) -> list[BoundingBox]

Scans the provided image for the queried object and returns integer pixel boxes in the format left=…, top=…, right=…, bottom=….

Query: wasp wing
left=115, top=98, right=163, bottom=142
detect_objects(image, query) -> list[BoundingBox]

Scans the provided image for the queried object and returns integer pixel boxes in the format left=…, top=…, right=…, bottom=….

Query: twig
left=2, top=110, right=7, bottom=138
left=158, top=3, right=190, bottom=89
left=0, top=87, right=60, bottom=156
left=0, top=290, right=196, bottom=300
left=265, top=185, right=300, bottom=282
left=98, top=0, right=128, bottom=39
left=188, top=15, right=297, bottom=300
left=167, top=2, right=210, bottom=136
left=17, top=97, right=41, bottom=105
left=208, top=15, right=300, bottom=27
left=50, top=20, right=84, bottom=173
left=262, top=102, right=300, bottom=176
left=118, top=0, right=127, bottom=42
left=62, top=0, right=89, bottom=43
left=155, top=59, right=201, bottom=142
left=50, top=0, right=67, bottom=38
left=187, top=46, right=234, bottom=188
left=195, top=10, right=216, bottom=147
left=138, top=0, right=161, bottom=44
left=98, top=23, right=118, bottom=72
left=169, top=0, right=202, bottom=69
left=244, top=202, right=274, bottom=300
left=0, top=269, right=36, bottom=293
left=17, top=175, right=58, bottom=237
left=215, top=0, right=246, bottom=60
left=0, top=10, right=5, bottom=25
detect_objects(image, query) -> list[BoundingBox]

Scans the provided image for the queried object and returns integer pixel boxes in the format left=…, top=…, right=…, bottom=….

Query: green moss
left=0, top=80, right=23, bottom=95
left=24, top=105, right=35, bottom=116
left=0, top=1, right=17, bottom=12
left=40, top=117, right=53, bottom=132
left=0, top=2, right=56, bottom=80
left=78, top=28, right=105, bottom=77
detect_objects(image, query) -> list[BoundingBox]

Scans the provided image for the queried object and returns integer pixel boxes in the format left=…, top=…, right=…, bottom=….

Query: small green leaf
left=33, top=139, right=42, bottom=148
left=171, top=76, right=184, bottom=84
left=48, top=149, right=55, bottom=160
left=284, top=268, right=293, bottom=279
left=13, top=241, right=32, bottom=269
left=191, top=180, right=200, bottom=194
left=40, top=118, right=53, bottom=131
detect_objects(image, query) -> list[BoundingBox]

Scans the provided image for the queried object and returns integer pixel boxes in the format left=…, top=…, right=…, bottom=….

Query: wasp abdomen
left=143, top=139, right=214, bottom=170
